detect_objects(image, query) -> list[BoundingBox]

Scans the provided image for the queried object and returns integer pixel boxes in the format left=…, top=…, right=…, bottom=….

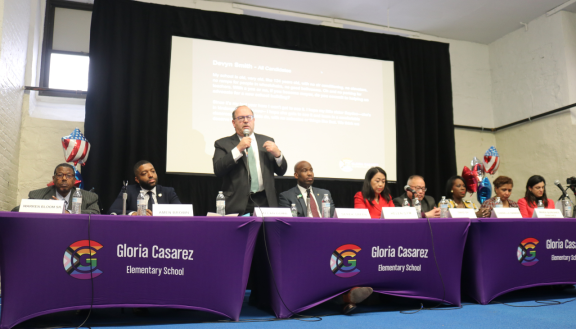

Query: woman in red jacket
left=517, top=175, right=555, bottom=218
left=354, top=167, right=395, bottom=218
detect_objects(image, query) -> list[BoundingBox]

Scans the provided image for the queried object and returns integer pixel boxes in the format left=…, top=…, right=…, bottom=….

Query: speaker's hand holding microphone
left=237, top=129, right=252, bottom=153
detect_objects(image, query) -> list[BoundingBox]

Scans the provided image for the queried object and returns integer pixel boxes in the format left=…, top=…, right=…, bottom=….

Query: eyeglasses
left=410, top=186, right=427, bottom=192
left=55, top=174, right=74, bottom=179
left=234, top=115, right=254, bottom=122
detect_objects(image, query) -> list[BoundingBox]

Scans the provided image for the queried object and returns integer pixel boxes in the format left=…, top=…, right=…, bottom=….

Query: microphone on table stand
left=122, top=180, right=128, bottom=215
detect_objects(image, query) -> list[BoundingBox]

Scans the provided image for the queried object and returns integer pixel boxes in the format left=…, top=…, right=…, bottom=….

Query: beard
left=139, top=180, right=157, bottom=190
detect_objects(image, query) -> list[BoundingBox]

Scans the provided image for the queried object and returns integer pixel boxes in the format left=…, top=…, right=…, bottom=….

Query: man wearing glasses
left=392, top=175, right=440, bottom=218
left=16, top=163, right=100, bottom=214
left=213, top=105, right=288, bottom=215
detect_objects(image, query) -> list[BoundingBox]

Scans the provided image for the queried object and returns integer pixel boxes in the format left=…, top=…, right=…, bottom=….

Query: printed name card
left=19, top=199, right=65, bottom=214
left=532, top=209, right=564, bottom=218
left=448, top=208, right=477, bottom=219
left=254, top=208, right=293, bottom=217
left=153, top=204, right=193, bottom=217
left=381, top=207, right=418, bottom=219
left=491, top=207, right=522, bottom=218
left=334, top=208, right=371, bottom=219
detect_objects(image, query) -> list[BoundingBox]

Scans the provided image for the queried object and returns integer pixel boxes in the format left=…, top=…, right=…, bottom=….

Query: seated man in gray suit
left=392, top=175, right=440, bottom=218
left=278, top=161, right=334, bottom=218
left=15, top=163, right=100, bottom=214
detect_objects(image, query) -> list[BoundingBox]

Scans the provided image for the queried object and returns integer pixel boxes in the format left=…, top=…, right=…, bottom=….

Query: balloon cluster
left=47, top=128, right=91, bottom=189
left=461, top=146, right=500, bottom=204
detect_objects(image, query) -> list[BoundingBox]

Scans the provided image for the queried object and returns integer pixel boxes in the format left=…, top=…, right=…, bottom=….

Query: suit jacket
left=278, top=186, right=335, bottom=218
left=213, top=133, right=288, bottom=215
left=393, top=193, right=436, bottom=213
left=108, top=184, right=181, bottom=215
left=14, top=186, right=100, bottom=214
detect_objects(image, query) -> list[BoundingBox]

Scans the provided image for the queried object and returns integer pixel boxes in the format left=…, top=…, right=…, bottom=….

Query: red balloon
left=462, top=167, right=477, bottom=193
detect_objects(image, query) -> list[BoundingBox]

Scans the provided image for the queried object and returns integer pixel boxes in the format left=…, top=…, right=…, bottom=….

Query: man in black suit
left=213, top=105, right=288, bottom=215
left=392, top=175, right=440, bottom=218
left=14, top=163, right=100, bottom=214
left=279, top=161, right=335, bottom=217
left=108, top=160, right=181, bottom=215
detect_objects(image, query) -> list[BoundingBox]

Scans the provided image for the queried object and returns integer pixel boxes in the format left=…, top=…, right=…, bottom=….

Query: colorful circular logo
left=330, top=244, right=361, bottom=278
left=64, top=240, right=103, bottom=279
left=517, top=237, right=539, bottom=266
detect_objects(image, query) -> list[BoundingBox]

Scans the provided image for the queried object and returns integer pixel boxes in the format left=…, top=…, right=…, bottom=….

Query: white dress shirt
left=231, top=132, right=284, bottom=193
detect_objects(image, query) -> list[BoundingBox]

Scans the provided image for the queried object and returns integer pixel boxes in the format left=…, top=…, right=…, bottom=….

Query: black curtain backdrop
left=84, top=0, right=457, bottom=215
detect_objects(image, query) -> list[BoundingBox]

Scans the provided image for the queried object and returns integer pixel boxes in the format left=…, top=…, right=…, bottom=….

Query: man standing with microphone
left=213, top=105, right=288, bottom=215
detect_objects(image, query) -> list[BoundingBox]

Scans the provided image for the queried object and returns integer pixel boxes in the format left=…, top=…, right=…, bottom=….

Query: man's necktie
left=147, top=191, right=154, bottom=211
left=247, top=147, right=260, bottom=193
left=306, top=189, right=320, bottom=218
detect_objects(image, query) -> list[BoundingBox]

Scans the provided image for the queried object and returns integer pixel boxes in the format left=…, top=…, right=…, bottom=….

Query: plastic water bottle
left=414, top=198, right=422, bottom=218
left=494, top=197, right=502, bottom=208
left=216, top=191, right=226, bottom=215
left=290, top=203, right=298, bottom=217
left=137, top=191, right=147, bottom=216
left=71, top=189, right=82, bottom=214
left=563, top=199, right=572, bottom=218
left=402, top=198, right=410, bottom=207
left=440, top=196, right=449, bottom=218
left=322, top=194, right=331, bottom=218
left=537, top=200, right=544, bottom=209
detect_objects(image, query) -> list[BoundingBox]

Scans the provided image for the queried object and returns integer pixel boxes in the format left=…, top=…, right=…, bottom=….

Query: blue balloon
left=477, top=177, right=492, bottom=204
left=74, top=166, right=84, bottom=190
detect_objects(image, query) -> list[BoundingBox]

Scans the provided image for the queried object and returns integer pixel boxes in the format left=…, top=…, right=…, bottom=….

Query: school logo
left=330, top=244, right=361, bottom=278
left=517, top=238, right=539, bottom=266
left=64, top=240, right=103, bottom=279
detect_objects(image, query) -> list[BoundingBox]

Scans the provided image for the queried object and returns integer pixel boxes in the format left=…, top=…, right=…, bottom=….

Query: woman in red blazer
left=517, top=175, right=555, bottom=218
left=354, top=167, right=395, bottom=218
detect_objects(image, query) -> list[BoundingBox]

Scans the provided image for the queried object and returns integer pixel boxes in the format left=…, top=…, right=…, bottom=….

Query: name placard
left=19, top=199, right=65, bottom=214
left=381, top=207, right=418, bottom=219
left=448, top=208, right=477, bottom=218
left=153, top=204, right=193, bottom=217
left=254, top=207, right=293, bottom=217
left=334, top=208, right=371, bottom=219
left=532, top=209, right=564, bottom=218
left=491, top=207, right=522, bottom=218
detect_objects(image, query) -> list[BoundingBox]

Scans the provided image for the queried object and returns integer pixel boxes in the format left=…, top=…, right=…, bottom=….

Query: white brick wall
left=0, top=0, right=31, bottom=211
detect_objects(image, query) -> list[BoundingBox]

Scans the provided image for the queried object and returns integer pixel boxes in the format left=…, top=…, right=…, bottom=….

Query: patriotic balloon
left=62, top=128, right=91, bottom=166
left=483, top=146, right=500, bottom=175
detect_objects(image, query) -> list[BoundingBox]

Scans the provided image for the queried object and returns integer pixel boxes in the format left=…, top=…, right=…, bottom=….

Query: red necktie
left=307, top=189, right=321, bottom=218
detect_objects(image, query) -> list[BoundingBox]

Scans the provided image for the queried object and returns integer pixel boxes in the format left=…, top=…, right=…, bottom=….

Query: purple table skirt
left=0, top=212, right=261, bottom=329
left=462, top=218, right=576, bottom=304
left=254, top=217, right=470, bottom=318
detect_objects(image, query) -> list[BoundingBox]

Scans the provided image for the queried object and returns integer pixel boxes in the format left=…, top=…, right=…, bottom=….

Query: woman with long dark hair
left=517, top=175, right=555, bottom=218
left=354, top=167, right=394, bottom=218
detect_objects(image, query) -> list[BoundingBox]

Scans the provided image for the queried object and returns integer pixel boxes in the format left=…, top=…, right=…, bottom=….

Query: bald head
left=294, top=161, right=314, bottom=188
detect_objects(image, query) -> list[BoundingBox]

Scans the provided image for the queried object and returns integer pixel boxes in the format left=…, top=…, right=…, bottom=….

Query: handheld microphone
left=404, top=185, right=416, bottom=193
left=243, top=129, right=251, bottom=150
left=555, top=180, right=568, bottom=200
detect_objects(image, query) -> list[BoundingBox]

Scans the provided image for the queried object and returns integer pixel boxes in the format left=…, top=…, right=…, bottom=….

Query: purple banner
left=254, top=217, right=470, bottom=318
left=0, top=212, right=261, bottom=329
left=462, top=218, right=576, bottom=304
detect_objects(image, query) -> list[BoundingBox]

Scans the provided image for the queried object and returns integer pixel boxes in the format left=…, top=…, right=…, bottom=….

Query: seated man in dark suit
left=108, top=160, right=181, bottom=215
left=278, top=161, right=372, bottom=314
left=278, top=161, right=335, bottom=218
left=392, top=175, right=440, bottom=218
left=14, top=163, right=100, bottom=214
